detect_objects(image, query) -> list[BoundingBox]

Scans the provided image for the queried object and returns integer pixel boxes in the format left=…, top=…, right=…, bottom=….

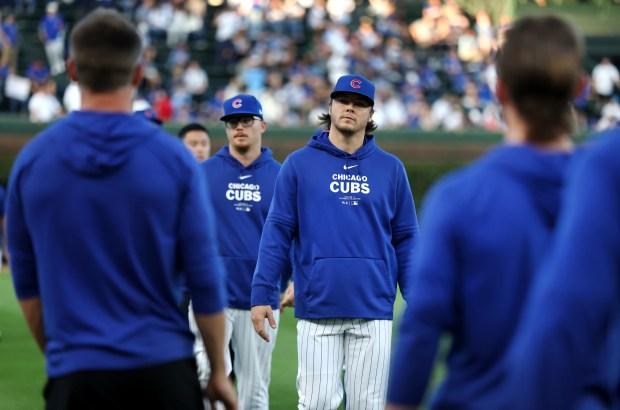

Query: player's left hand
left=280, top=281, right=295, bottom=313
left=251, top=305, right=276, bottom=342
left=205, top=369, right=238, bottom=410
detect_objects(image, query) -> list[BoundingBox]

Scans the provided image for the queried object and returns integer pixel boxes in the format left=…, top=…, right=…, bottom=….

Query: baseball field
left=0, top=269, right=441, bottom=409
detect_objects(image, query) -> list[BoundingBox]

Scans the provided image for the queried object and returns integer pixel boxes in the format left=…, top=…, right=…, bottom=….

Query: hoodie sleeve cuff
left=251, top=285, right=277, bottom=307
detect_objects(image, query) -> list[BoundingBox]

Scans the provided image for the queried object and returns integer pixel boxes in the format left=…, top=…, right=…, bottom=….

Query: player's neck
left=229, top=144, right=262, bottom=167
left=503, top=106, right=574, bottom=152
left=328, top=130, right=365, bottom=154
left=79, top=86, right=134, bottom=113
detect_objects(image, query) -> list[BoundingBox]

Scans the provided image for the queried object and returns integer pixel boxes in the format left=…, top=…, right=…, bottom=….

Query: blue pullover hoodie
left=201, top=146, right=284, bottom=310
left=505, top=128, right=620, bottom=410
left=252, top=131, right=420, bottom=319
left=387, top=143, right=573, bottom=409
left=7, top=111, right=226, bottom=378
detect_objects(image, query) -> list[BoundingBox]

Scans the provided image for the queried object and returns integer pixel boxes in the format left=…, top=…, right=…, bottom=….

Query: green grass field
left=0, top=270, right=46, bottom=409
left=0, top=269, right=442, bottom=409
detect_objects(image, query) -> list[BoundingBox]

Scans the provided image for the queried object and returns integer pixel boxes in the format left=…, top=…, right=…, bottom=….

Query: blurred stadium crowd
left=0, top=0, right=618, bottom=131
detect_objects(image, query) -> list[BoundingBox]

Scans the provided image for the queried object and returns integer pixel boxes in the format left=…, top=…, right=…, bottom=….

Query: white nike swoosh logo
left=343, top=165, right=358, bottom=170
left=239, top=175, right=253, bottom=180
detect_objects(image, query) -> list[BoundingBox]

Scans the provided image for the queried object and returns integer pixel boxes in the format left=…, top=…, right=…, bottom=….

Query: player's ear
left=496, top=78, right=508, bottom=105
left=574, top=74, right=587, bottom=99
left=66, top=58, right=78, bottom=82
left=131, top=64, right=144, bottom=88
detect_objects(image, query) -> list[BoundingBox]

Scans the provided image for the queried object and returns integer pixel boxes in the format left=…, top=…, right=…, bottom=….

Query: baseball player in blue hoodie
left=503, top=126, right=620, bottom=409
left=0, top=184, right=5, bottom=267
left=5, top=9, right=236, bottom=410
left=192, top=94, right=285, bottom=409
left=386, top=14, right=584, bottom=410
left=251, top=74, right=420, bottom=409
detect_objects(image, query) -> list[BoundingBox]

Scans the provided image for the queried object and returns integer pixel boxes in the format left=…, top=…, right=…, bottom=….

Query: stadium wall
left=0, top=118, right=505, bottom=201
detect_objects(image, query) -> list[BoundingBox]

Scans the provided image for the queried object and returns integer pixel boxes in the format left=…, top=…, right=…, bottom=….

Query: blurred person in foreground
left=6, top=9, right=237, bottom=410
left=386, top=14, right=584, bottom=409
left=0, top=184, right=5, bottom=268
left=503, top=115, right=620, bottom=407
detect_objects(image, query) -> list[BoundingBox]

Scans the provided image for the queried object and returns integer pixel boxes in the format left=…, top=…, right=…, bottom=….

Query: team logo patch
left=331, top=171, right=370, bottom=206
left=350, top=79, right=362, bottom=89
left=232, top=98, right=243, bottom=109
left=226, top=180, right=262, bottom=212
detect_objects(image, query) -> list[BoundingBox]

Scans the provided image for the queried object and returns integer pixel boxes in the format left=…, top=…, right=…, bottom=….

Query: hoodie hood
left=214, top=146, right=275, bottom=175
left=307, top=130, right=377, bottom=159
left=56, top=111, right=157, bottom=177
left=485, top=144, right=573, bottom=227
left=308, top=130, right=377, bottom=175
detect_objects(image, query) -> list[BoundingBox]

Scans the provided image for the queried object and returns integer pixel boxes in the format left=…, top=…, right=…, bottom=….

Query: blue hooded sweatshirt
left=7, top=111, right=226, bottom=378
left=201, top=146, right=283, bottom=310
left=252, top=131, right=419, bottom=319
left=0, top=185, right=4, bottom=251
left=504, top=128, right=620, bottom=410
left=387, top=144, right=573, bottom=409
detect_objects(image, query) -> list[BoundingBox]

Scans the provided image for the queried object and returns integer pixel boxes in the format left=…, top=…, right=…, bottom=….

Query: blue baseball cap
left=220, top=94, right=264, bottom=121
left=330, top=74, right=375, bottom=106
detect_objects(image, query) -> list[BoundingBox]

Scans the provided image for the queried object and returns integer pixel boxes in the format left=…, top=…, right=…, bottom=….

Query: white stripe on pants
left=189, top=303, right=232, bottom=410
left=296, top=319, right=392, bottom=410
left=228, top=308, right=279, bottom=410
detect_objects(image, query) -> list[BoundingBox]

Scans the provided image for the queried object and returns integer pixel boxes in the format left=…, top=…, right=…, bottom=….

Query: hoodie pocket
left=304, top=257, right=395, bottom=318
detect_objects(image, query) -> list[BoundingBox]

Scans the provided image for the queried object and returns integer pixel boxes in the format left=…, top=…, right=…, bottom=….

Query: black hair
left=178, top=122, right=210, bottom=139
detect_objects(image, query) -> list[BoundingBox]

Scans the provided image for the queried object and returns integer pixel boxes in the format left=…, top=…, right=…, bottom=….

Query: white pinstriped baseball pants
left=296, top=319, right=393, bottom=410
left=226, top=308, right=279, bottom=410
left=190, top=307, right=279, bottom=410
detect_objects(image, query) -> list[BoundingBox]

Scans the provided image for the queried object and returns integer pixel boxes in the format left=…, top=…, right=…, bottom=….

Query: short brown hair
left=496, top=14, right=583, bottom=143
left=70, top=8, right=142, bottom=93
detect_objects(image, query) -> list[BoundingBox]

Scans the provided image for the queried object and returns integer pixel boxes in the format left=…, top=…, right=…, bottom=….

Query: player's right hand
left=280, top=281, right=295, bottom=313
left=205, top=369, right=238, bottom=410
left=251, top=305, right=276, bottom=342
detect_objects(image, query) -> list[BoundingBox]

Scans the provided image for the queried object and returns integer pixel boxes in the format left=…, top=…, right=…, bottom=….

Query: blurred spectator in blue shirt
left=38, top=2, right=65, bottom=75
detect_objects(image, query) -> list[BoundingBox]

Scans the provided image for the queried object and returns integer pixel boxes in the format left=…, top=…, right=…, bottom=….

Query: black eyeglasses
left=224, top=116, right=262, bottom=129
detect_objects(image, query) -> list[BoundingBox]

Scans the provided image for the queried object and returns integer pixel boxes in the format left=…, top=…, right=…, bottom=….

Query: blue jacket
left=7, top=111, right=226, bottom=378
left=202, top=146, right=282, bottom=310
left=505, top=128, right=620, bottom=410
left=0, top=185, right=4, bottom=250
left=252, top=131, right=419, bottom=319
left=387, top=144, right=573, bottom=408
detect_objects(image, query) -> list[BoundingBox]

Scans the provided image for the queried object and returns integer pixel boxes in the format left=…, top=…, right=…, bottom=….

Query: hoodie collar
left=307, top=130, right=377, bottom=159
left=56, top=111, right=154, bottom=177
left=215, top=146, right=274, bottom=170
left=484, top=143, right=573, bottom=228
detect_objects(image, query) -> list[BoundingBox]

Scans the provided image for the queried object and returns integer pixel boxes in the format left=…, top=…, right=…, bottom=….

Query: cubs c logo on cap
left=220, top=94, right=264, bottom=121
left=330, top=74, right=375, bottom=106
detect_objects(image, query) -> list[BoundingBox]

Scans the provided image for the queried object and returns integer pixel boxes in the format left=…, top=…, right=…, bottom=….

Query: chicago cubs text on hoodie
left=7, top=111, right=226, bottom=378
left=387, top=144, right=573, bottom=409
left=201, top=146, right=284, bottom=310
left=505, top=128, right=620, bottom=409
left=252, top=131, right=420, bottom=320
